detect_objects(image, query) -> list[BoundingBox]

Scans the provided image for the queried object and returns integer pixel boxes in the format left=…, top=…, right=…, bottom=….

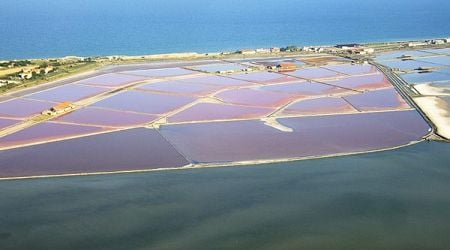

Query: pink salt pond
left=343, top=88, right=410, bottom=111
left=215, top=88, right=298, bottom=108
left=323, top=73, right=392, bottom=91
left=228, top=72, right=298, bottom=84
left=259, top=81, right=351, bottom=96
left=25, top=84, right=109, bottom=103
left=159, top=110, right=430, bottom=163
left=55, top=107, right=158, bottom=127
left=122, top=67, right=197, bottom=78
left=0, top=128, right=189, bottom=178
left=285, top=67, right=342, bottom=80
left=93, top=90, right=196, bottom=115
left=75, top=73, right=148, bottom=87
left=168, top=103, right=274, bottom=123
left=0, top=122, right=108, bottom=149
left=136, top=80, right=223, bottom=96
left=322, top=64, right=379, bottom=75
left=0, top=98, right=54, bottom=118
left=280, top=97, right=357, bottom=116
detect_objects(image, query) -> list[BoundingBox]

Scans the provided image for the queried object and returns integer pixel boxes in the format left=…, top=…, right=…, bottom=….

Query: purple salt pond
left=416, top=56, right=450, bottom=67
left=260, top=81, right=351, bottom=96
left=323, top=73, right=392, bottom=91
left=229, top=72, right=298, bottom=84
left=0, top=98, right=54, bottom=118
left=216, top=88, right=298, bottom=108
left=0, top=118, right=19, bottom=130
left=75, top=73, right=148, bottom=87
left=137, top=80, right=223, bottom=96
left=343, top=88, right=410, bottom=111
left=25, top=84, right=109, bottom=103
left=55, top=107, right=158, bottom=127
left=0, top=128, right=189, bottom=178
left=192, top=63, right=247, bottom=73
left=168, top=103, right=274, bottom=123
left=159, top=110, right=430, bottom=163
left=281, top=97, right=357, bottom=116
left=378, top=60, right=437, bottom=71
left=285, top=67, right=342, bottom=79
left=0, top=122, right=108, bottom=149
left=122, top=67, right=197, bottom=77
left=93, top=90, right=197, bottom=115
left=323, top=64, right=379, bottom=75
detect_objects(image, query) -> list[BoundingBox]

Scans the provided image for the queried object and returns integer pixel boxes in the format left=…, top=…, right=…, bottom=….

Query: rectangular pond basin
left=228, top=72, right=298, bottom=84
left=215, top=88, right=298, bottom=108
left=93, top=90, right=197, bottom=115
left=322, top=64, right=379, bottom=75
left=0, top=128, right=189, bottom=179
left=122, top=67, right=197, bottom=78
left=343, top=88, right=410, bottom=111
left=323, top=73, right=392, bottom=91
left=75, top=73, right=149, bottom=87
left=416, top=56, right=450, bottom=67
left=285, top=67, right=342, bottom=80
left=0, top=118, right=20, bottom=130
left=168, top=103, right=274, bottom=123
left=54, top=107, right=159, bottom=128
left=136, top=80, right=224, bottom=96
left=280, top=97, right=357, bottom=116
left=259, top=81, right=351, bottom=96
left=378, top=60, right=438, bottom=71
left=420, top=48, right=450, bottom=55
left=159, top=110, right=430, bottom=163
left=181, top=75, right=255, bottom=87
left=401, top=70, right=450, bottom=84
left=191, top=63, right=247, bottom=73
left=375, top=50, right=434, bottom=61
left=25, top=84, right=110, bottom=103
left=0, top=122, right=109, bottom=149
left=0, top=98, right=54, bottom=118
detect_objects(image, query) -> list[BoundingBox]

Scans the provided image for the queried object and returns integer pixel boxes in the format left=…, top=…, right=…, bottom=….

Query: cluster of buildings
left=18, top=66, right=54, bottom=80
left=42, top=102, right=74, bottom=116
left=238, top=47, right=281, bottom=55
left=408, top=38, right=450, bottom=47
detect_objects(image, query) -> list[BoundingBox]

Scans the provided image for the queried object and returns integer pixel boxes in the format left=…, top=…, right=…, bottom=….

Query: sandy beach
left=414, top=96, right=450, bottom=139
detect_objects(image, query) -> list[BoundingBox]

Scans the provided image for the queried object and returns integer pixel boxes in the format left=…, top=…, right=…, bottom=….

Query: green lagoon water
left=1, top=141, right=450, bottom=249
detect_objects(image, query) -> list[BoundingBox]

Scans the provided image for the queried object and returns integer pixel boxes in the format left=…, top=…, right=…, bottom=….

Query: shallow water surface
left=0, top=141, right=449, bottom=249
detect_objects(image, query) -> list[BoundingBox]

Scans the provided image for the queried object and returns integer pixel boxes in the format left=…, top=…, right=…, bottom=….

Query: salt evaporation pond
left=344, top=88, right=410, bottom=111
left=168, top=103, right=274, bottom=123
left=75, top=73, right=149, bottom=87
left=159, top=110, right=430, bottom=163
left=260, top=81, right=349, bottom=96
left=0, top=122, right=108, bottom=149
left=0, top=128, right=189, bottom=178
left=323, top=73, right=391, bottom=91
left=0, top=98, right=54, bottom=118
left=137, top=80, right=223, bottom=96
left=216, top=88, right=298, bottom=108
left=26, top=84, right=109, bottom=103
left=93, top=90, right=196, bottom=114
left=286, top=67, right=342, bottom=79
left=122, top=67, right=197, bottom=77
left=323, top=64, right=378, bottom=75
left=229, top=72, right=298, bottom=84
left=55, top=107, right=158, bottom=127
left=280, top=97, right=356, bottom=116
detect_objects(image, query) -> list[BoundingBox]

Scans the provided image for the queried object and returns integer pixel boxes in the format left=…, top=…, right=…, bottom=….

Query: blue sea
left=1, top=1, right=450, bottom=249
left=1, top=0, right=449, bottom=60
